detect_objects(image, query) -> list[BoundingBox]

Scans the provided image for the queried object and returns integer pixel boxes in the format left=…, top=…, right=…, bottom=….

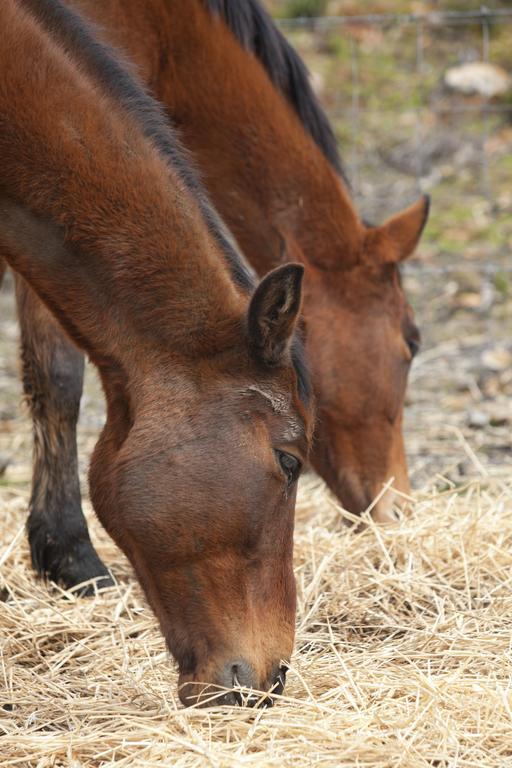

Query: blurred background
left=1, top=1, right=511, bottom=498
left=271, top=0, right=512, bottom=488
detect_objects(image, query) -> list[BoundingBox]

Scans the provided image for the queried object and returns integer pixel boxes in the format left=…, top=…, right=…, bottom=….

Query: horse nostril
left=229, top=661, right=274, bottom=708
left=231, top=660, right=253, bottom=688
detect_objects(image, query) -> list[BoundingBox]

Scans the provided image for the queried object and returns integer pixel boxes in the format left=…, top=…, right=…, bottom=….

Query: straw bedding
left=1, top=468, right=512, bottom=767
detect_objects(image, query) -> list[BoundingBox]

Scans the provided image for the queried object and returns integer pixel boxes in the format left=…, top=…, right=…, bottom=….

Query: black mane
left=203, top=0, right=347, bottom=183
left=19, top=0, right=311, bottom=403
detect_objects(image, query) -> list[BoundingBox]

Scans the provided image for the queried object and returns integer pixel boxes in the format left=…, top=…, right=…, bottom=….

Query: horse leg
left=15, top=274, right=113, bottom=593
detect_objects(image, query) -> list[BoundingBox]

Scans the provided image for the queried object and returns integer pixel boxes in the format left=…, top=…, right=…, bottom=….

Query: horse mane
left=17, top=0, right=312, bottom=404
left=19, top=0, right=255, bottom=292
left=203, top=0, right=347, bottom=184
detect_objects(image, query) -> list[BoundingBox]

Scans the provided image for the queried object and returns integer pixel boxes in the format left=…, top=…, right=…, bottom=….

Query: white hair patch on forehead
left=241, top=386, right=305, bottom=442
left=246, top=385, right=290, bottom=415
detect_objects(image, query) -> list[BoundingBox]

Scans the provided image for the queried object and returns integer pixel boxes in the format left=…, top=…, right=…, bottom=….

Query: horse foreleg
left=14, top=274, right=113, bottom=593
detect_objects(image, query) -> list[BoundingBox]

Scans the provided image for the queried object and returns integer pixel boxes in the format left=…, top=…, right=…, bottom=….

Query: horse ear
left=372, top=195, right=430, bottom=264
left=248, top=264, right=304, bottom=367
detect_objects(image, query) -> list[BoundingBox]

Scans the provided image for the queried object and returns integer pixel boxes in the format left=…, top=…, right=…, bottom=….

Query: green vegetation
left=273, top=1, right=512, bottom=17
left=494, top=271, right=509, bottom=295
left=273, top=2, right=512, bottom=272
left=280, top=0, right=327, bottom=18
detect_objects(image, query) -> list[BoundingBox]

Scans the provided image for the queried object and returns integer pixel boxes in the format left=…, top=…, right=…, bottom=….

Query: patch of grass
left=493, top=271, right=509, bottom=296
left=323, top=30, right=350, bottom=59
left=281, top=0, right=328, bottom=18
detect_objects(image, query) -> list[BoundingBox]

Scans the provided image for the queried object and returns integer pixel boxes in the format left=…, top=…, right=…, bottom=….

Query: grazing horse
left=1, top=0, right=429, bottom=540
left=0, top=0, right=315, bottom=706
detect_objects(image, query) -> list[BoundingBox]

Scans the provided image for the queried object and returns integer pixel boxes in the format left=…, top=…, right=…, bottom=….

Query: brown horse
left=0, top=0, right=315, bottom=706
left=2, top=0, right=429, bottom=561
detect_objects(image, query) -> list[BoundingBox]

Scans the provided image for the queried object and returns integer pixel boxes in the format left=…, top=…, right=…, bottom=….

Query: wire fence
left=279, top=8, right=512, bottom=28
left=279, top=8, right=512, bottom=275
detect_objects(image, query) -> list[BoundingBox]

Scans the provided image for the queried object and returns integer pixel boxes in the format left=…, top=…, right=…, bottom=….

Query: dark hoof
left=29, top=522, right=114, bottom=595
left=58, top=546, right=115, bottom=596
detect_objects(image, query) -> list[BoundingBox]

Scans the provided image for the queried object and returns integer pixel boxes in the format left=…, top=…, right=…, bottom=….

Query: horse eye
left=405, top=324, right=421, bottom=359
left=276, top=450, right=301, bottom=485
left=407, top=337, right=421, bottom=358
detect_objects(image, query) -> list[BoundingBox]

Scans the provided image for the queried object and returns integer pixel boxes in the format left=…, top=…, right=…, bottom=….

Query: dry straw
left=1, top=471, right=512, bottom=767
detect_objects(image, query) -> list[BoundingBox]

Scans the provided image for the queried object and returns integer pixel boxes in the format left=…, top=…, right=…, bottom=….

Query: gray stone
left=445, top=62, right=512, bottom=99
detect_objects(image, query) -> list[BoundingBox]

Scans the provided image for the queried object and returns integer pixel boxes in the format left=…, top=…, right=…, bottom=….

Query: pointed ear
left=248, top=264, right=304, bottom=367
left=373, top=195, right=430, bottom=264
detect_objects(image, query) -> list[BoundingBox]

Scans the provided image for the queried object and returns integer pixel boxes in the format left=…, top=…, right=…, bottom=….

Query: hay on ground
left=1, top=472, right=512, bottom=767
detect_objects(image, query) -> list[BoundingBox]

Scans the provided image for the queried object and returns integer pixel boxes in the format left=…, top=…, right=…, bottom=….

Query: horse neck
left=0, top=0, right=244, bottom=368
left=59, top=0, right=364, bottom=269
left=151, top=0, right=364, bottom=270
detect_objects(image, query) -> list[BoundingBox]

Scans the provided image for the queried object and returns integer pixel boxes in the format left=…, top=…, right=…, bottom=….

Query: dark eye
left=407, top=337, right=421, bottom=358
left=405, top=326, right=421, bottom=359
left=276, top=450, right=301, bottom=486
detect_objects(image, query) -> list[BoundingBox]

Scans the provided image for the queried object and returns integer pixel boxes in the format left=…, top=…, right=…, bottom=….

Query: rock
left=481, top=347, right=512, bottom=372
left=378, top=131, right=461, bottom=177
left=445, top=62, right=512, bottom=99
left=310, top=70, right=325, bottom=98
left=467, top=410, right=489, bottom=429
left=454, top=291, right=479, bottom=309
left=451, top=269, right=482, bottom=294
